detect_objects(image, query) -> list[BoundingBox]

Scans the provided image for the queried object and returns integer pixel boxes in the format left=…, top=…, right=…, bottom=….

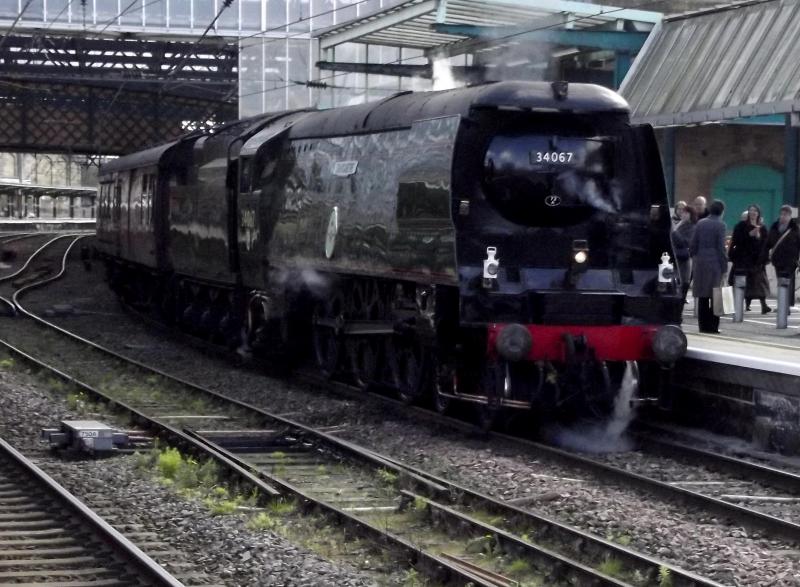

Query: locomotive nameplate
left=332, top=160, right=358, bottom=177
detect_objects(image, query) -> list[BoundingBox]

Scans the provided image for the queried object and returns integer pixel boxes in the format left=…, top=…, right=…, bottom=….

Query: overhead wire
left=237, top=0, right=680, bottom=101
left=0, top=0, right=37, bottom=50
left=163, top=0, right=236, bottom=79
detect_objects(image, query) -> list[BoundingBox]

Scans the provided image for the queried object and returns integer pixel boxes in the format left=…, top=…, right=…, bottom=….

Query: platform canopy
left=0, top=182, right=97, bottom=200
left=621, top=0, right=800, bottom=126
left=314, top=0, right=662, bottom=55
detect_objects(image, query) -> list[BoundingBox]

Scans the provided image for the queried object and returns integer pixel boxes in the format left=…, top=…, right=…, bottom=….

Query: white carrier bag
left=713, top=284, right=735, bottom=316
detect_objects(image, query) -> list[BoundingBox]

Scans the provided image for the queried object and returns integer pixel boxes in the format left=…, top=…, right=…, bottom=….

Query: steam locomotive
left=95, top=81, right=686, bottom=424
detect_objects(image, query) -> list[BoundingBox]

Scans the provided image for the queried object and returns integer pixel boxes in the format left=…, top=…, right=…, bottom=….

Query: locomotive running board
left=313, top=317, right=396, bottom=336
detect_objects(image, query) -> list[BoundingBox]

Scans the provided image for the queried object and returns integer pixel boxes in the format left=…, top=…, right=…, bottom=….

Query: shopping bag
left=713, top=285, right=734, bottom=316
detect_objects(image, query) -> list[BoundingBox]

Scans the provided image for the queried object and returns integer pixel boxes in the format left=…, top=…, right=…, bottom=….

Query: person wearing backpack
left=764, top=205, right=800, bottom=309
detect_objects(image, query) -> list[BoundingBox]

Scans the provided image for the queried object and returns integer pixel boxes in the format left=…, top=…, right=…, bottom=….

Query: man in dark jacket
left=690, top=200, right=727, bottom=333
left=764, top=205, right=800, bottom=307
left=693, top=196, right=710, bottom=220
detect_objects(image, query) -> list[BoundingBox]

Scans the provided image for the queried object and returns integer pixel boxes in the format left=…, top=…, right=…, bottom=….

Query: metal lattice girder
left=0, top=81, right=236, bottom=156
left=0, top=33, right=238, bottom=101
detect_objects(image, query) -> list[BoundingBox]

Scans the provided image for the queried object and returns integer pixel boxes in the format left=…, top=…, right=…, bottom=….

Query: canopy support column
left=785, top=114, right=799, bottom=207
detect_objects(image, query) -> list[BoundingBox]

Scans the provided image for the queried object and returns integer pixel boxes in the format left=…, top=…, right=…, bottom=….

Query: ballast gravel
left=0, top=366, right=373, bottom=587
left=16, top=249, right=800, bottom=586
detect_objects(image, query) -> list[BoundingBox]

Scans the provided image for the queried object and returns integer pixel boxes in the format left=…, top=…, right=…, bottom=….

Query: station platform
left=681, top=296, right=800, bottom=376
left=0, top=218, right=95, bottom=231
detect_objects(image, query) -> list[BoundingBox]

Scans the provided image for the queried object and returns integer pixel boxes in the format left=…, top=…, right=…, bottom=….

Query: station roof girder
left=431, top=24, right=649, bottom=52
left=314, top=0, right=662, bottom=53
left=0, top=33, right=238, bottom=101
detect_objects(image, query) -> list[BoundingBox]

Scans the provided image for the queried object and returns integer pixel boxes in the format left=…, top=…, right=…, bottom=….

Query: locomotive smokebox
left=651, top=325, right=687, bottom=365
left=496, top=323, right=533, bottom=362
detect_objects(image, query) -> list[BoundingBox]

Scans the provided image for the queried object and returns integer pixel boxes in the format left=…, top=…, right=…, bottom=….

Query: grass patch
left=247, top=512, right=279, bottom=531
left=268, top=498, right=296, bottom=516
left=413, top=495, right=428, bottom=512
left=659, top=565, right=673, bottom=587
left=204, top=494, right=243, bottom=515
left=377, top=468, right=398, bottom=486
left=0, top=357, right=15, bottom=369
left=506, top=558, right=531, bottom=577
left=66, top=390, right=88, bottom=410
left=402, top=568, right=424, bottom=586
left=606, top=532, right=632, bottom=546
left=157, top=447, right=183, bottom=480
left=598, top=557, right=624, bottom=578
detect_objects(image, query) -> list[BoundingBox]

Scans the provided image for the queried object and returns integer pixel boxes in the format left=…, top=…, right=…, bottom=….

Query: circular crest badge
left=324, top=206, right=339, bottom=259
left=545, top=195, right=562, bottom=207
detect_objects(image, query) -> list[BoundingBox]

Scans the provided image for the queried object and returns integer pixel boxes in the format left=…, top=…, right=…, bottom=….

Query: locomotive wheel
left=432, top=360, right=454, bottom=414
left=475, top=363, right=503, bottom=432
left=348, top=337, right=378, bottom=390
left=395, top=340, right=425, bottom=404
left=312, top=299, right=340, bottom=378
left=475, top=405, right=498, bottom=433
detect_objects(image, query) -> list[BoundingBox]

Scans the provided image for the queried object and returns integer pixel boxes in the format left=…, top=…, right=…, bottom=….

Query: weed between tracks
left=134, top=445, right=410, bottom=583
left=0, top=350, right=427, bottom=584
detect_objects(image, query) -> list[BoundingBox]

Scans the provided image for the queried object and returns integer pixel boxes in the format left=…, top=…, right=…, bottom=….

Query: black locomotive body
left=96, top=81, right=686, bottom=421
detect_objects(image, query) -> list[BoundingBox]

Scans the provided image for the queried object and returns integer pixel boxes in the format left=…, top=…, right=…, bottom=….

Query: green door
left=711, top=164, right=783, bottom=233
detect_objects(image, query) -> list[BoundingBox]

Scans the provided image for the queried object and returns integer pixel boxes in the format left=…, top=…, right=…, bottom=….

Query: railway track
left=0, top=434, right=181, bottom=586
left=312, top=373, right=800, bottom=542
left=0, top=224, right=724, bottom=585
left=0, top=233, right=80, bottom=314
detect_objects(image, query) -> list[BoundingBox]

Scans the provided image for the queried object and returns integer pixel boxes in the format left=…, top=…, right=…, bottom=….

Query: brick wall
left=658, top=125, right=784, bottom=203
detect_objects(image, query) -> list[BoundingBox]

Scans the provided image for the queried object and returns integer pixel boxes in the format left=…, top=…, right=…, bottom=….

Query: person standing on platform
left=672, top=200, right=688, bottom=228
left=693, top=196, right=709, bottom=220
left=764, top=205, right=800, bottom=310
left=728, top=204, right=770, bottom=313
left=671, top=204, right=696, bottom=303
left=690, top=199, right=727, bottom=333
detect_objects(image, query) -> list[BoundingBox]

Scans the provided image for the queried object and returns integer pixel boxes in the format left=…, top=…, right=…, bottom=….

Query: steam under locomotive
left=95, top=80, right=687, bottom=424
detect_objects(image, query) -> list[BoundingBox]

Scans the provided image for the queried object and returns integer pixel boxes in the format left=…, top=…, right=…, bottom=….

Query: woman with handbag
left=690, top=200, right=728, bottom=333
left=671, top=204, right=696, bottom=303
left=729, top=205, right=770, bottom=313
left=764, top=205, right=800, bottom=308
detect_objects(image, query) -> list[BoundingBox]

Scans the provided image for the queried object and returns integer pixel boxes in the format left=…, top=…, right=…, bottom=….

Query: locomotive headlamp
left=566, top=240, right=589, bottom=287
left=483, top=247, right=500, bottom=288
left=652, top=325, right=687, bottom=365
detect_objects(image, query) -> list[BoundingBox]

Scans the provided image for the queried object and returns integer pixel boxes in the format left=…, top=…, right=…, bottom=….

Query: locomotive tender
left=96, top=80, right=687, bottom=422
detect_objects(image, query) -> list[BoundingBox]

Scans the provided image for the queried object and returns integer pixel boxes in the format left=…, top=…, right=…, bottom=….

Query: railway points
left=0, top=203, right=735, bottom=587
left=5, top=0, right=800, bottom=584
